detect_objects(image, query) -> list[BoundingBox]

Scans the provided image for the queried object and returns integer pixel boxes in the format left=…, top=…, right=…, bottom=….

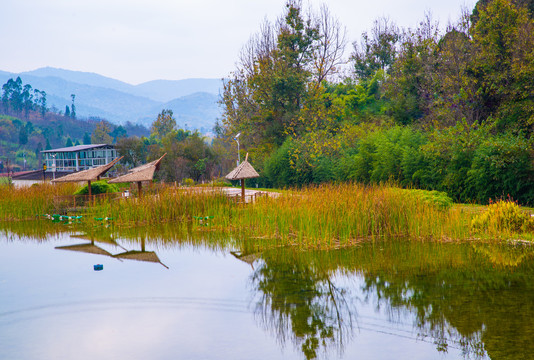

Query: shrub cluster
left=262, top=123, right=534, bottom=206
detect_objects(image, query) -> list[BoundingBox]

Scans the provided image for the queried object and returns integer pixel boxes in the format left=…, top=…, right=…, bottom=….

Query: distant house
left=42, top=144, right=118, bottom=173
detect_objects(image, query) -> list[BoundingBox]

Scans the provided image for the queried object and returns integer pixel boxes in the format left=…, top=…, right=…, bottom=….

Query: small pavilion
left=51, top=156, right=123, bottom=196
left=108, top=154, right=166, bottom=197
left=225, top=153, right=259, bottom=201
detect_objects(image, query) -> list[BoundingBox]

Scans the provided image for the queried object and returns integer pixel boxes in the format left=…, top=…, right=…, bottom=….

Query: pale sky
left=1, top=0, right=475, bottom=85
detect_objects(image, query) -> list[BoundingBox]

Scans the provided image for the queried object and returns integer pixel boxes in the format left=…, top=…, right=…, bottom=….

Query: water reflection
left=2, top=222, right=534, bottom=360
left=113, top=238, right=169, bottom=269
left=250, top=253, right=356, bottom=359
left=249, top=241, right=534, bottom=360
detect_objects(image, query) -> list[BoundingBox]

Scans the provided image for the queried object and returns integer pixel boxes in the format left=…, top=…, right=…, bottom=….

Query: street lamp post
left=51, top=154, right=56, bottom=180
left=233, top=133, right=241, bottom=166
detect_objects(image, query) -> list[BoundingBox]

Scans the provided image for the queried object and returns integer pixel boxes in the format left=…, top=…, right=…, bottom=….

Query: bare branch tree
left=313, top=4, right=347, bottom=84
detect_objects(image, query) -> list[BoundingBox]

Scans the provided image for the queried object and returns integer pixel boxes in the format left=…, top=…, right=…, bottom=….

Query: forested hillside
left=0, top=68, right=222, bottom=129
left=217, top=0, right=534, bottom=205
left=0, top=76, right=148, bottom=171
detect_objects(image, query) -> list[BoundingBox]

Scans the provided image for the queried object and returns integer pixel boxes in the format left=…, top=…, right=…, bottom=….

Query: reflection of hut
left=225, top=153, right=259, bottom=201
left=56, top=243, right=113, bottom=257
left=108, top=154, right=166, bottom=197
left=113, top=238, right=168, bottom=269
left=230, top=250, right=261, bottom=270
left=70, top=234, right=127, bottom=250
left=55, top=239, right=115, bottom=257
left=51, top=156, right=123, bottom=196
left=55, top=233, right=127, bottom=257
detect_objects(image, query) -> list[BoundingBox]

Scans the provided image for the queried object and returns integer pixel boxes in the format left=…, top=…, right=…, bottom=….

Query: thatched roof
left=51, top=156, right=123, bottom=183
left=109, top=154, right=166, bottom=184
left=225, top=157, right=259, bottom=180
left=55, top=243, right=113, bottom=257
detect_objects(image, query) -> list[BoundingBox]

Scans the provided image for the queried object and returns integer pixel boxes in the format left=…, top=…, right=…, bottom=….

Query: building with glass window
left=42, top=144, right=118, bottom=173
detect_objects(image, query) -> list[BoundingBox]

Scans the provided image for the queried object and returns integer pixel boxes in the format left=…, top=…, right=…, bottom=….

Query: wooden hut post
left=88, top=180, right=92, bottom=197
left=137, top=181, right=142, bottom=198
left=241, top=178, right=245, bottom=202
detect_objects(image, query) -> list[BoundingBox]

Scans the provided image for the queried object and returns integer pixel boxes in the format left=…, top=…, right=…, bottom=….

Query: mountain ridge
left=0, top=67, right=223, bottom=132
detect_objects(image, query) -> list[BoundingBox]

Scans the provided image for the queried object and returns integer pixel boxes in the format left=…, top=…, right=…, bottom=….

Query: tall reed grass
left=1, top=182, right=501, bottom=248
left=0, top=183, right=78, bottom=221
left=82, top=183, right=474, bottom=249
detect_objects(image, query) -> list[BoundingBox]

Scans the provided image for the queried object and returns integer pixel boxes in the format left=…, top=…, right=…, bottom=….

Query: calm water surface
left=1, top=223, right=533, bottom=360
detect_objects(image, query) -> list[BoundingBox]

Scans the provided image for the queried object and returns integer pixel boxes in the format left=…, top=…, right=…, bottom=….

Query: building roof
left=11, top=170, right=70, bottom=181
left=108, top=154, right=166, bottom=184
left=41, top=144, right=113, bottom=153
left=51, top=156, right=123, bottom=183
left=225, top=157, right=259, bottom=180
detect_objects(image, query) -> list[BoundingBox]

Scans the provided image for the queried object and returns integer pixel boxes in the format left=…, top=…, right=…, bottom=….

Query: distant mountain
left=132, top=79, right=222, bottom=102
left=137, top=92, right=220, bottom=133
left=21, top=67, right=134, bottom=94
left=0, top=67, right=223, bottom=133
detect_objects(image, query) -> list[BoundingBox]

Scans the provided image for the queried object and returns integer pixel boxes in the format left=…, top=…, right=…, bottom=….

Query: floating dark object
left=94, top=264, right=103, bottom=271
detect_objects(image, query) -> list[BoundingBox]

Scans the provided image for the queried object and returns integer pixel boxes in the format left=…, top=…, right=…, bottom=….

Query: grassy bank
left=87, top=183, right=473, bottom=248
left=1, top=182, right=532, bottom=248
left=0, top=183, right=78, bottom=221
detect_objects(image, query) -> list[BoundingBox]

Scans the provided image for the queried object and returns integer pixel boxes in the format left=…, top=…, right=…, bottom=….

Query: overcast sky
left=1, top=0, right=475, bottom=85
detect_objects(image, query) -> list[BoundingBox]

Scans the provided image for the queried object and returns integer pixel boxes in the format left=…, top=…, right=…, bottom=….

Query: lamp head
left=234, top=133, right=241, bottom=140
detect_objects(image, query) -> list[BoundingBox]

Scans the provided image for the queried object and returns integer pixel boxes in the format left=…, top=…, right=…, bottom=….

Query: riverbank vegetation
left=214, top=0, right=534, bottom=204
left=2, top=0, right=532, bottom=207
left=2, top=0, right=534, bottom=248
left=1, top=182, right=532, bottom=247
left=99, top=0, right=534, bottom=208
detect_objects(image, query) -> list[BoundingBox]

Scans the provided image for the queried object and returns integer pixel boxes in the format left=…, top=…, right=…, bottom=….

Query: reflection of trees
left=251, top=255, right=356, bottom=359
left=249, top=242, right=534, bottom=360
left=360, top=242, right=534, bottom=360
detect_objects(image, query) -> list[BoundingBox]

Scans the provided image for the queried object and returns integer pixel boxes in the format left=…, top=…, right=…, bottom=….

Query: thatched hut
left=225, top=153, right=259, bottom=201
left=108, top=154, right=166, bottom=197
left=51, top=156, right=123, bottom=196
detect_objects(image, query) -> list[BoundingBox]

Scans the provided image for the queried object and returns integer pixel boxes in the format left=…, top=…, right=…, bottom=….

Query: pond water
left=1, top=223, right=534, bottom=360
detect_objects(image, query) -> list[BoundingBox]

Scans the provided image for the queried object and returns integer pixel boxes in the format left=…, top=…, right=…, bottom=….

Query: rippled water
left=1, top=224, right=533, bottom=359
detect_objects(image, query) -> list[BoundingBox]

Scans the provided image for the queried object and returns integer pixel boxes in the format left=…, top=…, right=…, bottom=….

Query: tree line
left=217, top=0, right=534, bottom=205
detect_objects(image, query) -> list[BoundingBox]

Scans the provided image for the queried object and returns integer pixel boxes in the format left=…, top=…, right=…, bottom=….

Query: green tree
left=91, top=121, right=113, bottom=144
left=116, top=136, right=148, bottom=167
left=18, top=125, right=28, bottom=145
left=221, top=0, right=345, bottom=154
left=70, top=94, right=76, bottom=118
left=83, top=132, right=91, bottom=145
left=469, top=0, right=534, bottom=134
left=150, top=109, right=176, bottom=140
left=110, top=125, right=127, bottom=143
left=384, top=14, right=440, bottom=125
left=65, top=137, right=73, bottom=147
left=351, top=17, right=400, bottom=80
